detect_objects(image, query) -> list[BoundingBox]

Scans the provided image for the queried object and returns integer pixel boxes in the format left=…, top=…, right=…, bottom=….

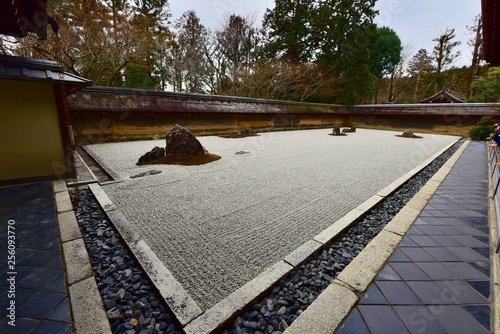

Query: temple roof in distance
left=419, top=89, right=465, bottom=104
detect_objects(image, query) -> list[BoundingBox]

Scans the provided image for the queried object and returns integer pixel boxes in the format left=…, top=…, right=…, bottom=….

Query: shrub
left=469, top=116, right=496, bottom=140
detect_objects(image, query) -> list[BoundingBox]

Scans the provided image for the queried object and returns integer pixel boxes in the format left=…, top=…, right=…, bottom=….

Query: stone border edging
left=53, top=180, right=112, bottom=334
left=87, top=183, right=202, bottom=326
left=81, top=145, right=123, bottom=183
left=283, top=140, right=470, bottom=334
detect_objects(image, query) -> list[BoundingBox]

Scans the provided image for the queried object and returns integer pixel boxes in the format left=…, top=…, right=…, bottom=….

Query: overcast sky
left=169, top=0, right=482, bottom=67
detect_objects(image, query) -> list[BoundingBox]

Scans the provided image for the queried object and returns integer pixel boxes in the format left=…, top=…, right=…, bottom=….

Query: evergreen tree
left=170, top=11, right=208, bottom=93
left=470, top=67, right=500, bottom=102
left=261, top=0, right=315, bottom=63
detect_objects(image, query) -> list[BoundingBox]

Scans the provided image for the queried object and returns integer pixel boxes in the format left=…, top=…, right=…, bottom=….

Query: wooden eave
left=482, top=0, right=500, bottom=66
left=0, top=55, right=92, bottom=94
left=0, top=0, right=58, bottom=39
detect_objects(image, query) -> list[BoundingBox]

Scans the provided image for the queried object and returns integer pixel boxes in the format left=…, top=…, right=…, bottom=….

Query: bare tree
left=8, top=0, right=169, bottom=88
left=432, top=28, right=461, bottom=93
left=214, top=14, right=261, bottom=95
left=386, top=44, right=413, bottom=102
left=466, top=14, right=483, bottom=99
left=242, top=60, right=338, bottom=101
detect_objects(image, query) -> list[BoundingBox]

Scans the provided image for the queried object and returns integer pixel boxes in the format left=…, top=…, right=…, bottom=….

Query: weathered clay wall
left=68, top=86, right=500, bottom=145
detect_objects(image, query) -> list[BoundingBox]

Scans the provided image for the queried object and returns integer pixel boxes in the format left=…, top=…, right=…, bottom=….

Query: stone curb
left=53, top=180, right=112, bottom=334
left=69, top=277, right=112, bottom=334
left=88, top=183, right=202, bottom=326
left=283, top=140, right=470, bottom=334
left=82, top=145, right=122, bottom=182
left=85, top=138, right=463, bottom=334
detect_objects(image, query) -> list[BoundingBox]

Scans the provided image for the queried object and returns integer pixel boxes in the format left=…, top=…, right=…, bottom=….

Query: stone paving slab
left=86, top=128, right=460, bottom=311
left=0, top=182, right=75, bottom=333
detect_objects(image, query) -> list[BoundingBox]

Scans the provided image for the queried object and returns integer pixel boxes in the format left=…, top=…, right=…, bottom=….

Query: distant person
left=489, top=124, right=500, bottom=147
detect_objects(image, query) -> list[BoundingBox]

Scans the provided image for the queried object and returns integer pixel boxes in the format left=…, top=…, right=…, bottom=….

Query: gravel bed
left=69, top=188, right=183, bottom=334
left=221, top=140, right=464, bottom=334
left=69, top=138, right=462, bottom=334
left=87, top=129, right=459, bottom=310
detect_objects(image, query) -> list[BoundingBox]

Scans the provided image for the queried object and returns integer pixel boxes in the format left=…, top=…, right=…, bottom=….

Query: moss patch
left=137, top=153, right=221, bottom=166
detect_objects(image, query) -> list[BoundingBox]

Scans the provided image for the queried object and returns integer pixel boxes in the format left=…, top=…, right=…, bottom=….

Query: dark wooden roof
left=0, top=0, right=58, bottom=39
left=482, top=0, right=500, bottom=66
left=0, top=55, right=91, bottom=93
left=419, top=89, right=465, bottom=104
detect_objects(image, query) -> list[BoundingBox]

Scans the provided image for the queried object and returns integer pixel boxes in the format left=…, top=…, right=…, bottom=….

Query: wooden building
left=0, top=1, right=91, bottom=184
left=0, top=56, right=91, bottom=184
left=419, top=89, right=465, bottom=104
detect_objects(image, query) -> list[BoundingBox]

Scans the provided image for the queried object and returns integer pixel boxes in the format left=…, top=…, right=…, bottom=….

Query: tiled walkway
left=338, top=141, right=491, bottom=334
left=0, top=182, right=73, bottom=334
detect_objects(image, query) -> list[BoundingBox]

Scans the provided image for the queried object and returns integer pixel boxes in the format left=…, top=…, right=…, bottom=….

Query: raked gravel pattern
left=86, top=128, right=460, bottom=310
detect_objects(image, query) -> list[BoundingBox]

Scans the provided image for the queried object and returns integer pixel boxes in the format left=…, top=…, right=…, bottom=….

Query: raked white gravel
left=86, top=128, right=460, bottom=310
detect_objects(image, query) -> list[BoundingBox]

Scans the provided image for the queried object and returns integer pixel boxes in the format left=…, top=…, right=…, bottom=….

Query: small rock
left=279, top=320, right=288, bottom=331
left=106, top=307, right=120, bottom=319
left=402, top=129, right=415, bottom=138
left=266, top=299, right=274, bottom=311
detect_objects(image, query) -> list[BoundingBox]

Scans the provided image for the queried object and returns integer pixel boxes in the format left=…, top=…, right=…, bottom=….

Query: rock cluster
left=342, top=127, right=356, bottom=133
left=331, top=126, right=354, bottom=136
left=138, top=125, right=207, bottom=164
left=236, top=128, right=257, bottom=137
left=331, top=126, right=341, bottom=135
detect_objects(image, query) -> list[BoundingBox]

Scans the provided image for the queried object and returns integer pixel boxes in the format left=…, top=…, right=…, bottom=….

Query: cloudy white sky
left=169, top=0, right=482, bottom=67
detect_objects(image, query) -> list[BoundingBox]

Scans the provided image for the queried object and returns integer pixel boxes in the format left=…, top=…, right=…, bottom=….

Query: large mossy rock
left=165, top=125, right=205, bottom=156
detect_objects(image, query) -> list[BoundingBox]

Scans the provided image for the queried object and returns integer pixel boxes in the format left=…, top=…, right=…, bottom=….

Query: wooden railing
left=489, top=144, right=500, bottom=253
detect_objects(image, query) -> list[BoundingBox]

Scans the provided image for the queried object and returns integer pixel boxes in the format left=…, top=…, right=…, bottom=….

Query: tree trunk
left=467, top=17, right=482, bottom=99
